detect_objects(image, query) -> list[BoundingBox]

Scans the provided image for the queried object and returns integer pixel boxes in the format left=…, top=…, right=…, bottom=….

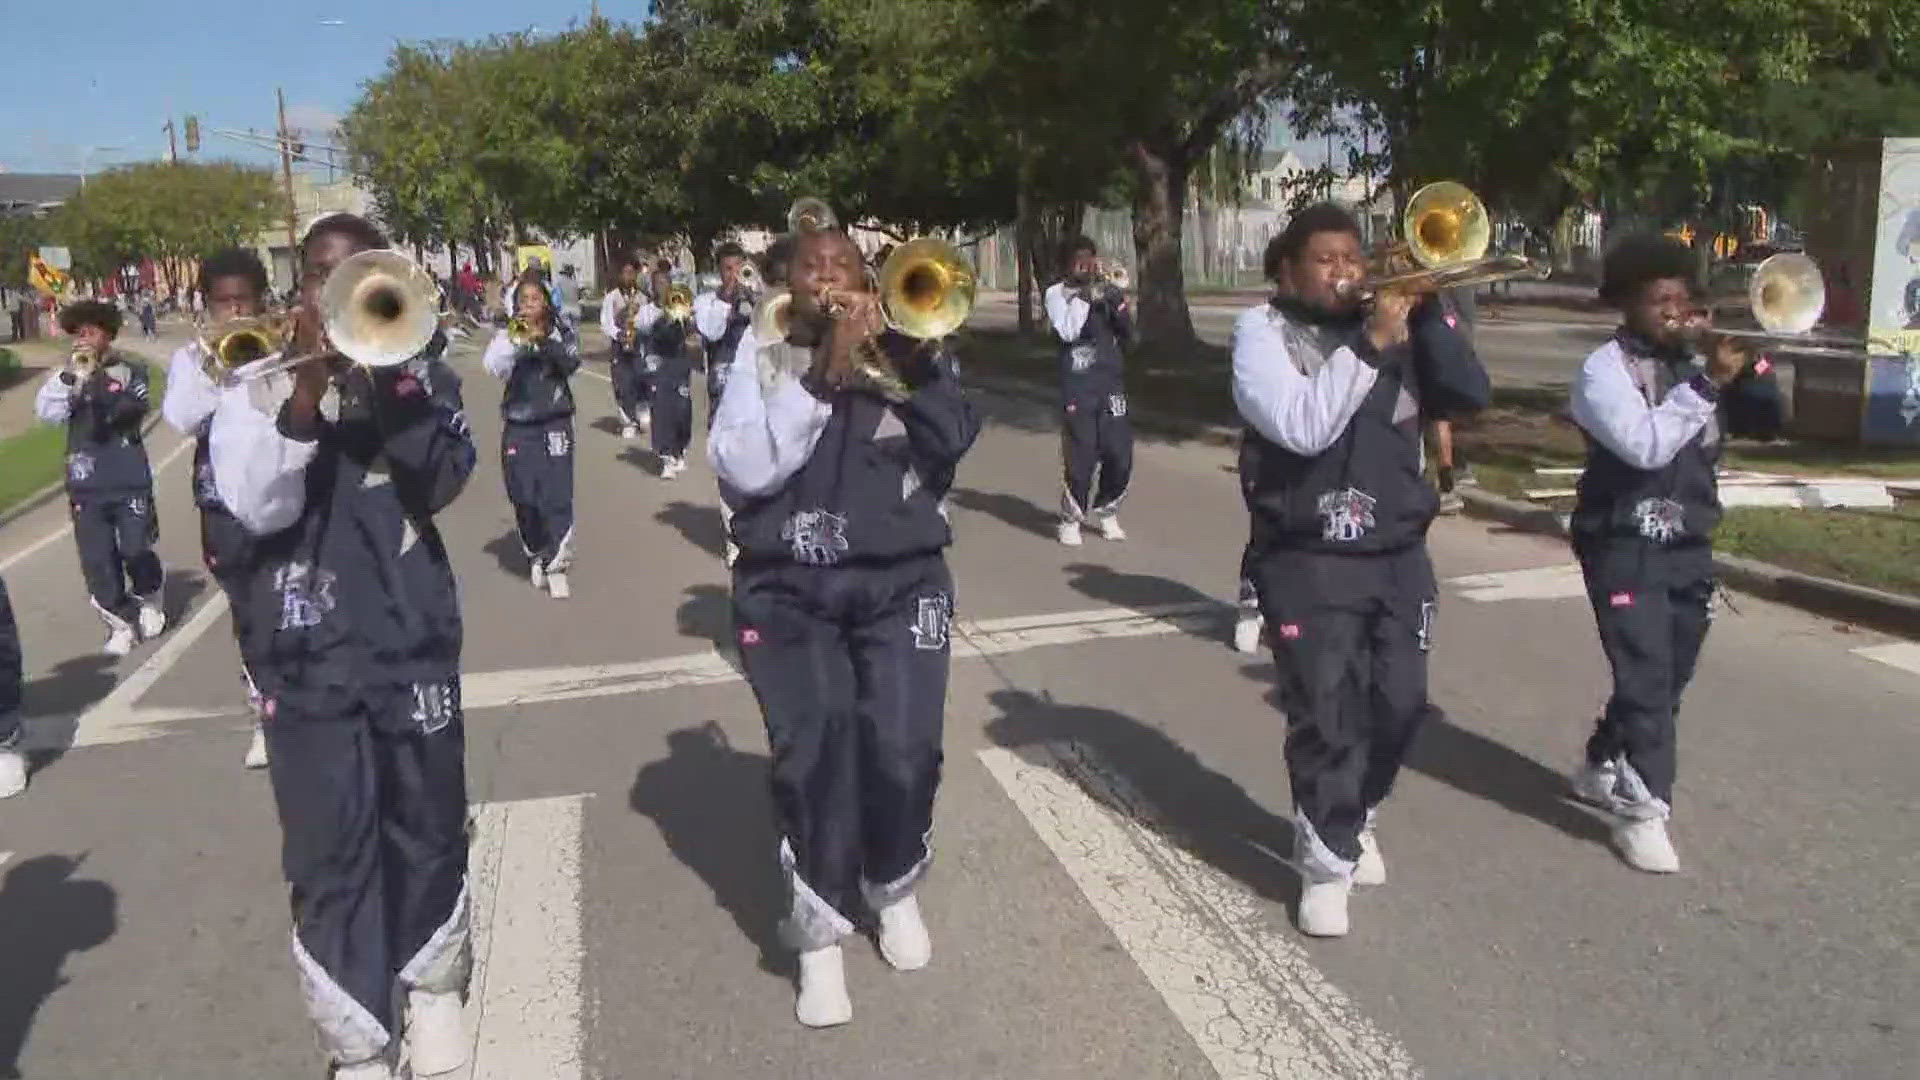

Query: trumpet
left=69, top=344, right=100, bottom=380
left=1338, top=181, right=1549, bottom=302
left=1078, top=260, right=1128, bottom=295
left=507, top=316, right=539, bottom=346
left=237, top=250, right=443, bottom=383
left=200, top=316, right=288, bottom=373
left=735, top=259, right=763, bottom=299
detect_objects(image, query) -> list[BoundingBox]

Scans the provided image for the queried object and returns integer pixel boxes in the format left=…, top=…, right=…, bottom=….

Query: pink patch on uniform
left=1277, top=623, right=1302, bottom=640
left=505, top=446, right=517, bottom=456
left=739, top=627, right=761, bottom=646
left=1753, top=357, right=1773, bottom=376
left=1444, top=313, right=1458, bottom=328
left=394, top=375, right=423, bottom=398
left=107, top=381, right=123, bottom=393
left=1610, top=592, right=1634, bottom=608
left=1065, top=402, right=1077, bottom=414
left=262, top=697, right=278, bottom=719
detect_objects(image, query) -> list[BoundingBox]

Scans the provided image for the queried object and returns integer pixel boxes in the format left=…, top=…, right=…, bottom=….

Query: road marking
left=0, top=435, right=195, bottom=573
left=42, top=591, right=234, bottom=750
left=0, top=851, right=12, bottom=869
left=59, top=601, right=1227, bottom=747
left=1445, top=564, right=1586, bottom=603
left=978, top=743, right=1416, bottom=1079
left=1853, top=641, right=1920, bottom=677
left=456, top=794, right=588, bottom=1080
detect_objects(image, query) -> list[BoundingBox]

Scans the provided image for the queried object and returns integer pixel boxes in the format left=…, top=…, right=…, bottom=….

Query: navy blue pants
left=610, top=351, right=651, bottom=427
left=0, top=575, right=21, bottom=746
left=1061, top=386, right=1132, bottom=519
left=706, top=357, right=734, bottom=430
left=650, top=366, right=693, bottom=461
left=502, top=417, right=576, bottom=570
left=732, top=555, right=953, bottom=948
left=1252, top=545, right=1438, bottom=867
left=72, top=492, right=162, bottom=620
left=265, top=689, right=470, bottom=1064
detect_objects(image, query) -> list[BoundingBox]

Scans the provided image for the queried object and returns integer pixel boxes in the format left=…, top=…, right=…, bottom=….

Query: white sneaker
left=1094, top=514, right=1126, bottom=541
left=545, top=570, right=571, bottom=599
left=661, top=456, right=686, bottom=480
left=636, top=412, right=652, bottom=434
left=530, top=558, right=547, bottom=591
left=1056, top=521, right=1083, bottom=547
left=1354, top=827, right=1386, bottom=887
left=1613, top=817, right=1680, bottom=874
left=243, top=722, right=269, bottom=770
left=621, top=423, right=638, bottom=441
left=1296, top=877, right=1351, bottom=937
left=332, top=1059, right=392, bottom=1080
left=723, top=540, right=740, bottom=568
left=795, top=944, right=852, bottom=1028
left=406, top=989, right=468, bottom=1076
left=137, top=598, right=167, bottom=640
left=0, top=747, right=27, bottom=799
left=1569, top=756, right=1619, bottom=808
left=1233, top=614, right=1264, bottom=654
left=104, top=624, right=137, bottom=657
left=875, top=894, right=932, bottom=972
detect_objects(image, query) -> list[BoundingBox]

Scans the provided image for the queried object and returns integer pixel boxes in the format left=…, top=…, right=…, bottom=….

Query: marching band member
left=485, top=277, right=580, bottom=599
left=693, top=241, right=756, bottom=423
left=1044, top=236, right=1133, bottom=545
left=161, top=247, right=276, bottom=769
left=645, top=269, right=696, bottom=478
left=710, top=224, right=979, bottom=1028
left=0, top=574, right=23, bottom=798
left=1564, top=234, right=1766, bottom=874
left=35, top=299, right=167, bottom=656
left=599, top=258, right=652, bottom=440
left=209, top=214, right=476, bottom=1080
left=1232, top=203, right=1487, bottom=938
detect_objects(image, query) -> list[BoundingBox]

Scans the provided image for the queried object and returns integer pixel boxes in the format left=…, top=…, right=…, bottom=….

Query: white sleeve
left=481, top=329, right=516, bottom=378
left=161, top=345, right=221, bottom=435
left=33, top=372, right=73, bottom=424
left=599, top=291, right=621, bottom=338
left=693, top=292, right=727, bottom=342
left=208, top=384, right=319, bottom=536
left=1568, top=341, right=1716, bottom=471
left=706, top=329, right=833, bottom=496
left=1230, top=305, right=1379, bottom=457
left=1044, top=283, right=1090, bottom=343
left=634, top=301, right=662, bottom=335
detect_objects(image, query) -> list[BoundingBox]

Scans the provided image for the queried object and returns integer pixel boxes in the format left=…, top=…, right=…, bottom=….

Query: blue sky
left=0, top=1, right=620, bottom=175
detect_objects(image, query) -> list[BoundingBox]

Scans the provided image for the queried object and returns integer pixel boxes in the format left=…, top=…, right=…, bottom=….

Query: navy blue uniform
left=209, top=345, right=476, bottom=1068
left=714, top=330, right=978, bottom=949
left=1046, top=280, right=1133, bottom=521
left=0, top=575, right=20, bottom=751
left=486, top=325, right=579, bottom=571
left=647, top=313, right=696, bottom=461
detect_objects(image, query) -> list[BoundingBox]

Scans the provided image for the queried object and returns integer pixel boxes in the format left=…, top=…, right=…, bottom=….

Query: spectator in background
left=555, top=265, right=581, bottom=331
left=138, top=292, right=158, bottom=339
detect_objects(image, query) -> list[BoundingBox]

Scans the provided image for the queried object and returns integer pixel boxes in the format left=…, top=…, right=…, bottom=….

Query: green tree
left=51, top=162, right=277, bottom=289
left=0, top=214, right=48, bottom=291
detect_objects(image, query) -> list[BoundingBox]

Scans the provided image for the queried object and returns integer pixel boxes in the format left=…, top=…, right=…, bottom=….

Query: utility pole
left=163, top=118, right=178, bottom=163
left=277, top=88, right=299, bottom=265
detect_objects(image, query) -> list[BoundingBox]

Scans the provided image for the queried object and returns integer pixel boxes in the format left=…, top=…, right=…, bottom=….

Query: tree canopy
left=50, top=162, right=278, bottom=286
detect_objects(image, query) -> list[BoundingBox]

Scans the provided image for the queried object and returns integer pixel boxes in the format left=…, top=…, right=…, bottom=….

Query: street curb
left=1458, top=488, right=1920, bottom=639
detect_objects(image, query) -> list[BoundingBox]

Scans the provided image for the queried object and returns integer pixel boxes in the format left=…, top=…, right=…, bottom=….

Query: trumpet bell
left=787, top=197, right=839, bottom=236
left=664, top=283, right=695, bottom=322
left=321, top=250, right=441, bottom=368
left=1748, top=252, right=1825, bottom=336
left=752, top=290, right=793, bottom=345
left=1403, top=181, right=1491, bottom=269
left=203, top=317, right=285, bottom=370
left=736, top=260, right=763, bottom=295
left=878, top=238, right=976, bottom=340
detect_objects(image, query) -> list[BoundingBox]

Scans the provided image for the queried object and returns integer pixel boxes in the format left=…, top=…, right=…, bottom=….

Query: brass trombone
left=663, top=282, right=694, bottom=322
left=788, top=196, right=838, bottom=236
left=237, top=250, right=443, bottom=382
left=1677, top=252, right=1903, bottom=359
left=200, top=316, right=288, bottom=374
left=1340, top=181, right=1549, bottom=302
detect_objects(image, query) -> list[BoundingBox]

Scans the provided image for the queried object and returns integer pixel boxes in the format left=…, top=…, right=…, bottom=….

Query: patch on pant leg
left=1277, top=622, right=1302, bottom=640
left=68, top=453, right=95, bottom=483
left=546, top=429, right=570, bottom=457
left=1416, top=600, right=1436, bottom=652
left=911, top=593, right=953, bottom=651
left=1107, top=393, right=1127, bottom=418
left=410, top=677, right=461, bottom=736
left=1609, top=591, right=1635, bottom=608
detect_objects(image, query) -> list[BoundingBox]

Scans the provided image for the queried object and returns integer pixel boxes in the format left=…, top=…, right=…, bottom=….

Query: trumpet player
left=485, top=278, right=581, bottom=599
left=162, top=248, right=277, bottom=768
left=35, top=299, right=166, bottom=657
left=208, top=213, right=476, bottom=1080
left=1232, top=204, right=1487, bottom=938
left=1044, top=236, right=1133, bottom=545
left=693, top=241, right=757, bottom=424
left=1564, top=235, right=1770, bottom=876
left=644, top=269, right=696, bottom=478
left=599, top=257, right=653, bottom=439
left=710, top=224, right=979, bottom=1029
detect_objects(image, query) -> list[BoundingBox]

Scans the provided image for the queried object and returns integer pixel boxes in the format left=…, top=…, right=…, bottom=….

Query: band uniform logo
left=1069, top=345, right=1096, bottom=373
left=410, top=678, right=459, bottom=735
left=911, top=593, right=953, bottom=651
left=546, top=430, right=571, bottom=457
left=783, top=508, right=851, bottom=566
left=1108, top=394, right=1128, bottom=418
left=273, top=562, right=339, bottom=631
left=127, top=496, right=146, bottom=519
left=194, top=459, right=220, bottom=504
left=68, top=452, right=95, bottom=483
left=1632, top=497, right=1686, bottom=543
left=1316, top=486, right=1377, bottom=543
left=1416, top=601, right=1436, bottom=652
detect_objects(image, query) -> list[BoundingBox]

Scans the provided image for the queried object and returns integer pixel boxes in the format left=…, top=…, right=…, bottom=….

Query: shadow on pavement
left=628, top=723, right=792, bottom=980
left=1062, top=564, right=1227, bottom=645
left=946, top=487, right=1055, bottom=539
left=1238, top=662, right=1610, bottom=844
left=19, top=656, right=119, bottom=772
left=159, top=573, right=208, bottom=626
left=674, top=583, right=734, bottom=651
left=982, top=687, right=1299, bottom=910
left=0, top=853, right=117, bottom=1078
left=587, top=416, right=627, bottom=439
left=657, top=501, right=727, bottom=561
left=480, top=530, right=529, bottom=581
left=616, top=446, right=664, bottom=477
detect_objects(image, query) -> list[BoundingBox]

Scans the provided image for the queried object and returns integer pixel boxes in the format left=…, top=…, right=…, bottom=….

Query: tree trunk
left=1128, top=139, right=1195, bottom=354
left=690, top=225, right=718, bottom=274
left=1015, top=173, right=1035, bottom=335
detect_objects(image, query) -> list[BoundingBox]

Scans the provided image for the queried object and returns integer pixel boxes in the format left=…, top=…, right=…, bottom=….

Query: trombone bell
left=203, top=317, right=285, bottom=371
left=752, top=290, right=793, bottom=345
left=322, top=249, right=442, bottom=368
left=664, top=283, right=695, bottom=322
left=1748, top=252, right=1825, bottom=336
left=1403, top=181, right=1491, bottom=268
left=787, top=197, right=838, bottom=236
left=878, top=238, right=976, bottom=340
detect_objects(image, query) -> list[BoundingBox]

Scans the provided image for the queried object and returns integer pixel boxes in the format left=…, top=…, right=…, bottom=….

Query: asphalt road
left=0, top=325, right=1913, bottom=1079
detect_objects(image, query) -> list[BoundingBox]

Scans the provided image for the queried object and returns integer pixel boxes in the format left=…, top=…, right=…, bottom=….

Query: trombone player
left=34, top=298, right=167, bottom=657
left=1231, top=203, right=1487, bottom=939
left=162, top=247, right=280, bottom=769
left=484, top=277, right=581, bottom=599
left=207, top=213, right=476, bottom=1080
left=1044, top=236, right=1133, bottom=546
left=710, top=215, right=979, bottom=1029
left=599, top=257, right=652, bottom=440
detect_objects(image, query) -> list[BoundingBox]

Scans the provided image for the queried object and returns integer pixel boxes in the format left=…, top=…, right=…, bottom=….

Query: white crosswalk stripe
left=1852, top=641, right=1920, bottom=677
left=1446, top=563, right=1586, bottom=602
